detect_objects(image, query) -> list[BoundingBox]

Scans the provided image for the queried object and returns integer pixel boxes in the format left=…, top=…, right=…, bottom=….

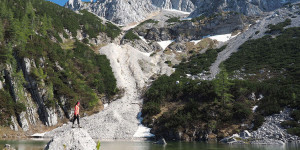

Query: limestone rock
left=18, top=112, right=29, bottom=131
left=65, top=0, right=157, bottom=25
left=45, top=128, right=96, bottom=150
left=10, top=116, right=19, bottom=131
left=240, top=130, right=251, bottom=139
left=152, top=0, right=195, bottom=12
left=189, top=0, right=300, bottom=18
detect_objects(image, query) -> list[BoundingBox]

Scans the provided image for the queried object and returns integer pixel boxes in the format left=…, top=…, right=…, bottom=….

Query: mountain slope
left=0, top=0, right=117, bottom=134
left=189, top=0, right=300, bottom=18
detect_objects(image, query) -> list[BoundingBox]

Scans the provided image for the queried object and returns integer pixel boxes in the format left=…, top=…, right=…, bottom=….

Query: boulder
left=153, top=138, right=167, bottom=145
left=240, top=130, right=251, bottom=139
left=3, top=144, right=15, bottom=150
left=45, top=128, right=96, bottom=150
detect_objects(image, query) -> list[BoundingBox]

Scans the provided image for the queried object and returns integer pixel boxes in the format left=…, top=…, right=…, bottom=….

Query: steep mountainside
left=0, top=0, right=118, bottom=135
left=190, top=0, right=300, bottom=18
left=141, top=3, right=300, bottom=142
left=65, top=0, right=157, bottom=25
left=65, top=0, right=300, bottom=25
left=152, top=0, right=195, bottom=12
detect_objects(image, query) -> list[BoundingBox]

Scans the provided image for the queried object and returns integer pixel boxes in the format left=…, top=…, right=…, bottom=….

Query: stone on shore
left=45, top=128, right=96, bottom=150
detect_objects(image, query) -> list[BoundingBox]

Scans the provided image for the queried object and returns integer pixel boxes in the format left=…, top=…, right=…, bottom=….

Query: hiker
left=72, top=101, right=81, bottom=128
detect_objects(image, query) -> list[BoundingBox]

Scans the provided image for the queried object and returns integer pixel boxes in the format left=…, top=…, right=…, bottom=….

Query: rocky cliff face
left=152, top=0, right=195, bottom=12
left=65, top=0, right=300, bottom=25
left=189, top=0, right=300, bottom=18
left=65, top=0, right=157, bottom=25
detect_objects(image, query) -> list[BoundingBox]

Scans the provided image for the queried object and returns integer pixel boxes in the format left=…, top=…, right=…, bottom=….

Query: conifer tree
left=214, top=64, right=233, bottom=106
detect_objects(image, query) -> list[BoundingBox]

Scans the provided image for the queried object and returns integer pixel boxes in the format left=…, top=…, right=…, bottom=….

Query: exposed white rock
left=45, top=107, right=58, bottom=127
left=10, top=116, right=19, bottom=131
left=18, top=112, right=29, bottom=131
left=252, top=105, right=258, bottom=112
left=152, top=0, right=195, bottom=12
left=0, top=80, right=3, bottom=89
left=45, top=43, right=173, bottom=140
left=66, top=0, right=157, bottom=25
left=45, top=128, right=96, bottom=150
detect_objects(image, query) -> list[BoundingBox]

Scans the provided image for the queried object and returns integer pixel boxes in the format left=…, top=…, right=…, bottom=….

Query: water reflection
left=0, top=140, right=299, bottom=150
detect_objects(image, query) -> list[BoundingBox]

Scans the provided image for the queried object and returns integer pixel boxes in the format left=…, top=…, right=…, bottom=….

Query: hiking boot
left=78, top=124, right=82, bottom=128
left=72, top=124, right=75, bottom=128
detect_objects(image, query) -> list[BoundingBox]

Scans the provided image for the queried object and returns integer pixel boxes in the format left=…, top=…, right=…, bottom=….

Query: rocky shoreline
left=220, top=109, right=300, bottom=145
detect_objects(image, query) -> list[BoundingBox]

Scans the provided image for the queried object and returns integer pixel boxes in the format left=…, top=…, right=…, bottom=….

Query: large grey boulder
left=45, top=128, right=96, bottom=150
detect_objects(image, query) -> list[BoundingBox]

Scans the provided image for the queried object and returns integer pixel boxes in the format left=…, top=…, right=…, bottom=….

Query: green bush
left=14, top=102, right=27, bottom=114
left=253, top=115, right=265, bottom=130
left=266, top=19, right=291, bottom=33
left=142, top=101, right=161, bottom=116
left=287, top=127, right=300, bottom=136
left=166, top=17, right=181, bottom=23
left=124, top=30, right=140, bottom=41
left=232, top=102, right=252, bottom=121
left=191, top=15, right=206, bottom=22
left=291, top=110, right=300, bottom=121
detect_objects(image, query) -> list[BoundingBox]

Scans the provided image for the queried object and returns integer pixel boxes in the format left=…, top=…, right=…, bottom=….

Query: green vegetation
left=266, top=19, right=291, bottom=33
left=96, top=141, right=101, bottom=150
left=124, top=29, right=140, bottom=41
left=174, top=46, right=226, bottom=75
left=137, top=19, right=159, bottom=27
left=191, top=15, right=206, bottom=22
left=166, top=17, right=181, bottom=23
left=0, top=0, right=117, bottom=126
left=142, top=21, right=300, bottom=139
left=33, top=1, right=121, bottom=39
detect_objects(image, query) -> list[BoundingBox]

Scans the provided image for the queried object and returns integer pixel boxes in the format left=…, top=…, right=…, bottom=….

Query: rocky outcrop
left=45, top=128, right=96, bottom=150
left=21, top=58, right=59, bottom=127
left=152, top=0, right=195, bottom=12
left=209, top=2, right=300, bottom=78
left=65, top=0, right=157, bottom=25
left=220, top=109, right=300, bottom=145
left=189, top=0, right=300, bottom=18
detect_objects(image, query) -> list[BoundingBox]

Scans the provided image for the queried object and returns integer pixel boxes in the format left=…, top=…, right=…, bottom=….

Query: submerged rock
left=153, top=138, right=167, bottom=145
left=45, top=128, right=96, bottom=150
left=3, top=144, right=15, bottom=150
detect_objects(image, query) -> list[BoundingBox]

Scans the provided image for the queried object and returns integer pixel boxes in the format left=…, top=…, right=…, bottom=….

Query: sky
left=47, top=0, right=93, bottom=6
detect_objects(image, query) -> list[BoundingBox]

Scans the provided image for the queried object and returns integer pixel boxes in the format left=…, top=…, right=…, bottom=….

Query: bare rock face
left=152, top=0, right=195, bottom=12
left=45, top=128, right=96, bottom=150
left=65, top=0, right=157, bottom=25
left=189, top=0, right=300, bottom=18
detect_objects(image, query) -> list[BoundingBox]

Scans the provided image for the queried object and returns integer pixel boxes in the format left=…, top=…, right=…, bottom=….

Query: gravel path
left=209, top=4, right=300, bottom=78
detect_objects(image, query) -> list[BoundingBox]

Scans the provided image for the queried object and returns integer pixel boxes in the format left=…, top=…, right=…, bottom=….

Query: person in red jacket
left=72, top=101, right=81, bottom=128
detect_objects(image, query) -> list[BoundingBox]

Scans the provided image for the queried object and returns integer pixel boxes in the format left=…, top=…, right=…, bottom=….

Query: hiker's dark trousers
left=73, top=114, right=80, bottom=125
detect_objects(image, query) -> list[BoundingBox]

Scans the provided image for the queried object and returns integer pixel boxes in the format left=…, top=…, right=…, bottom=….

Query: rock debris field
left=45, top=43, right=172, bottom=140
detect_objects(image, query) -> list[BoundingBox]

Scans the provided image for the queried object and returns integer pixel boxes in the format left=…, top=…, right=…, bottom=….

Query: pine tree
left=0, top=19, right=3, bottom=42
left=41, top=14, right=48, bottom=36
left=25, top=1, right=36, bottom=40
left=214, top=64, right=233, bottom=106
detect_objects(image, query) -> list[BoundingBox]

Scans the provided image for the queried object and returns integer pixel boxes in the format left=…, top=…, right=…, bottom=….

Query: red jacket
left=74, top=105, right=79, bottom=115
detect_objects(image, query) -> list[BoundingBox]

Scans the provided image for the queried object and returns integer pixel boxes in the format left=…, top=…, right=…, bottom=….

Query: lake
left=0, top=140, right=300, bottom=150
